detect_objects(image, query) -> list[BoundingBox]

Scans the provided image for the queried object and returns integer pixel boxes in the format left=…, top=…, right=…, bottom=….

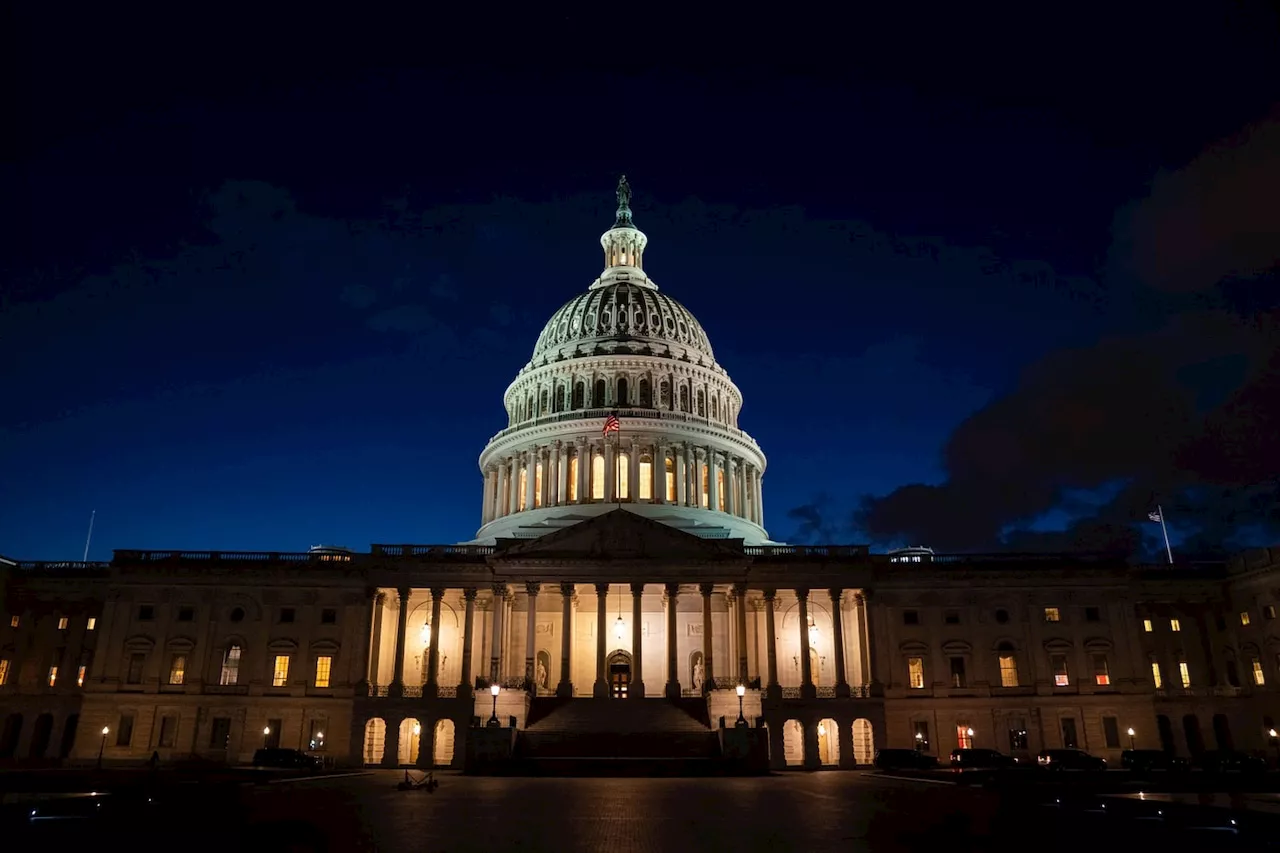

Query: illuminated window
left=47, top=666, right=58, bottom=686
left=665, top=457, right=676, bottom=501
left=57, top=617, right=69, bottom=630
left=1178, top=660, right=1191, bottom=688
left=9, top=616, right=18, bottom=628
left=999, top=655, right=1019, bottom=687
left=87, top=617, right=97, bottom=630
left=1092, top=654, right=1110, bottom=686
left=638, top=455, right=652, bottom=500
left=1170, top=618, right=1181, bottom=632
left=956, top=725, right=973, bottom=749
left=1240, top=611, right=1251, bottom=626
left=567, top=454, right=578, bottom=501
left=1252, top=657, right=1265, bottom=686
left=0, top=659, right=8, bottom=685
left=272, top=655, right=290, bottom=687
left=591, top=453, right=605, bottom=500
left=168, top=654, right=186, bottom=685
left=1143, top=619, right=1153, bottom=632
left=716, top=469, right=725, bottom=511
left=907, top=657, right=925, bottom=689
left=1150, top=661, right=1163, bottom=688
left=701, top=465, right=709, bottom=507
left=1267, top=605, right=1277, bottom=620
left=1051, top=654, right=1070, bottom=686
left=1043, top=607, right=1060, bottom=622
left=534, top=462, right=543, bottom=508
left=315, top=655, right=333, bottom=688
left=617, top=452, right=630, bottom=500
left=220, top=645, right=242, bottom=685
left=518, top=469, right=527, bottom=511
left=77, top=665, right=86, bottom=687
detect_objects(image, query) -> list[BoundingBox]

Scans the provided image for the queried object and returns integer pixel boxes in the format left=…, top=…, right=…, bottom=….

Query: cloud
left=339, top=284, right=378, bottom=309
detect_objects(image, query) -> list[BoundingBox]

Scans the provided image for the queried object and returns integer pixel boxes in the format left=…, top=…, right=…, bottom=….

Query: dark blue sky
left=3, top=7, right=1278, bottom=560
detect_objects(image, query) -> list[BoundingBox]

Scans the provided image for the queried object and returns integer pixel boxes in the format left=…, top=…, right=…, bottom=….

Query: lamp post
left=1269, top=727, right=1278, bottom=766
left=1127, top=727, right=1136, bottom=750
left=262, top=726, right=271, bottom=747
left=914, top=731, right=924, bottom=753
left=735, top=683, right=747, bottom=727
left=488, top=683, right=501, bottom=727
left=97, top=726, right=109, bottom=768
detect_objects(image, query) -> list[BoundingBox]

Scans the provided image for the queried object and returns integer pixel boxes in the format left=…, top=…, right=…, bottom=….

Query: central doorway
left=608, top=650, right=632, bottom=699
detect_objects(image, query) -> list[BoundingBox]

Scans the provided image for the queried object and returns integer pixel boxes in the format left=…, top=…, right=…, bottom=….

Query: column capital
left=630, top=582, right=646, bottom=596
left=576, top=435, right=588, bottom=446
left=664, top=582, right=680, bottom=597
left=795, top=587, right=810, bottom=601
left=560, top=581, right=575, bottom=596
left=430, top=586, right=446, bottom=599
left=698, top=582, right=715, bottom=597
left=732, top=581, right=748, bottom=596
left=553, top=439, right=563, bottom=450
left=595, top=582, right=610, bottom=596
left=525, top=581, right=541, bottom=596
left=762, top=587, right=777, bottom=601
left=463, top=587, right=478, bottom=602
left=828, top=587, right=844, bottom=602
left=491, top=582, right=508, bottom=597
left=397, top=587, right=411, bottom=602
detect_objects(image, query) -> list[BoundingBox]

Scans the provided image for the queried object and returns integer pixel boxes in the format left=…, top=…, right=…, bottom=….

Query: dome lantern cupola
left=598, top=174, right=650, bottom=279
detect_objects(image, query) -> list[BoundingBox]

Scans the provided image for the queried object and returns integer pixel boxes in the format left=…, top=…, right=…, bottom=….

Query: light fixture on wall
left=420, top=622, right=432, bottom=647
left=808, top=616, right=818, bottom=646
left=614, top=585, right=625, bottom=641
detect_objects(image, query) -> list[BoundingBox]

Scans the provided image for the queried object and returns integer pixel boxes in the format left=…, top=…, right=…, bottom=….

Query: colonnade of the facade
left=366, top=583, right=872, bottom=701
left=479, top=441, right=764, bottom=527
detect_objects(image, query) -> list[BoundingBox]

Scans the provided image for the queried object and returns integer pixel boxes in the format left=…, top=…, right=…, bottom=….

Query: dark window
left=177, top=607, right=195, bottom=622
left=616, top=377, right=629, bottom=407
left=158, top=715, right=177, bottom=748
left=1061, top=718, right=1079, bottom=749
left=1102, top=716, right=1121, bottom=749
left=279, top=608, right=296, bottom=624
left=949, top=657, right=967, bottom=688
left=209, top=717, right=232, bottom=749
left=994, top=609, right=1010, bottom=624
left=594, top=379, right=606, bottom=406
left=229, top=607, right=245, bottom=623
left=1226, top=660, right=1240, bottom=687
left=638, top=378, right=651, bottom=407
left=1008, top=719, right=1028, bottom=751
left=912, top=721, right=930, bottom=751
left=320, top=608, right=337, bottom=625
left=902, top=610, right=919, bottom=626
left=115, top=715, right=134, bottom=747
left=126, top=653, right=146, bottom=684
left=1084, top=607, right=1101, bottom=622
left=137, top=605, right=154, bottom=621
left=944, top=611, right=960, bottom=625
left=572, top=382, right=584, bottom=409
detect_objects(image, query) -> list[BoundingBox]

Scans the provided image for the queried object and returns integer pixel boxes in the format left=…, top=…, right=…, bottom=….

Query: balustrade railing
left=403, top=685, right=423, bottom=698
left=815, top=686, right=836, bottom=698
left=488, top=406, right=763, bottom=449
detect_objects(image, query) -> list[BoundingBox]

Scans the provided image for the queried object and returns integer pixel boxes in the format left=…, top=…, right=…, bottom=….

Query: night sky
left=3, top=7, right=1278, bottom=561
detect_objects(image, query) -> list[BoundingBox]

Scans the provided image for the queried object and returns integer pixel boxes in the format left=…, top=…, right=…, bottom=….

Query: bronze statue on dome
left=616, top=175, right=632, bottom=210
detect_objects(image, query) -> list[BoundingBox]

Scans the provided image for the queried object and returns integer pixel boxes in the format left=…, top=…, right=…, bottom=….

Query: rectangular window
left=1252, top=657, right=1266, bottom=686
left=8, top=615, right=17, bottom=628
left=665, top=457, right=676, bottom=501
left=949, top=656, right=967, bottom=688
left=1051, top=654, right=1070, bottom=686
left=1084, top=606, right=1101, bottom=622
left=1102, top=716, right=1121, bottom=749
left=86, top=617, right=97, bottom=630
left=902, top=610, right=919, bottom=625
left=616, top=455, right=629, bottom=500
left=1143, top=619, right=1153, bottom=632
left=177, top=606, right=194, bottom=622
left=168, top=654, right=186, bottom=685
left=158, top=715, right=178, bottom=748
left=1240, top=611, right=1251, bottom=626
left=272, top=655, right=290, bottom=687
left=47, top=666, right=58, bottom=686
left=314, top=655, right=333, bottom=688
left=912, top=721, right=930, bottom=751
left=1092, top=654, right=1110, bottom=686
left=320, top=608, right=337, bottom=624
left=908, top=657, right=925, bottom=689
left=956, top=724, right=973, bottom=750
left=944, top=611, right=960, bottom=625
left=0, top=659, right=9, bottom=685
left=138, top=605, right=154, bottom=621
left=126, top=652, right=146, bottom=684
left=117, top=715, right=135, bottom=747
left=700, top=465, right=709, bottom=508
left=57, top=616, right=69, bottom=630
left=264, top=718, right=282, bottom=749
left=1170, top=618, right=1181, bottom=632
left=716, top=469, right=725, bottom=511
left=639, top=457, right=652, bottom=500
left=534, top=461, right=544, bottom=507
left=1151, top=660, right=1163, bottom=688
left=591, top=454, right=604, bottom=500
left=1008, top=719, right=1028, bottom=751
left=77, top=665, right=86, bottom=687
left=999, top=655, right=1019, bottom=687
left=1044, top=607, right=1060, bottom=622
left=280, top=608, right=296, bottom=624
left=518, top=468, right=528, bottom=510
left=568, top=455, right=579, bottom=502
left=1178, top=660, right=1191, bottom=688
left=308, top=719, right=328, bottom=751
left=1061, top=717, right=1078, bottom=749
left=220, top=646, right=242, bottom=685
left=209, top=717, right=231, bottom=749
left=1266, top=605, right=1276, bottom=620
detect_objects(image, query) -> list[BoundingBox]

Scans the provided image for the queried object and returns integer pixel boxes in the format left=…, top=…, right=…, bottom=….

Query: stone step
left=525, top=697, right=711, bottom=733
left=518, top=731, right=720, bottom=759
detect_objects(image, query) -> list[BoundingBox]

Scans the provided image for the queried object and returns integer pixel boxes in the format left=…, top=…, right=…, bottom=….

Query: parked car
left=874, top=748, right=940, bottom=771
left=1036, top=748, right=1106, bottom=771
left=1196, top=750, right=1267, bottom=774
left=252, top=748, right=324, bottom=770
left=1120, top=749, right=1190, bottom=772
left=950, top=748, right=1017, bottom=770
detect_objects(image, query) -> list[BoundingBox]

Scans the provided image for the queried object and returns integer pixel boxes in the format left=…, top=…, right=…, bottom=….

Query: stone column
left=604, top=440, right=616, bottom=503
left=675, top=444, right=687, bottom=505
left=631, top=582, right=645, bottom=698
left=489, top=584, right=505, bottom=682
left=725, top=459, right=737, bottom=517
left=594, top=583, right=609, bottom=697
left=764, top=589, right=780, bottom=698
left=459, top=588, right=476, bottom=697
left=700, top=583, right=715, bottom=694
left=390, top=587, right=410, bottom=697
left=426, top=587, right=444, bottom=697
left=858, top=592, right=882, bottom=695
left=360, top=589, right=384, bottom=693
left=655, top=444, right=667, bottom=504
left=576, top=438, right=588, bottom=502
left=830, top=589, right=850, bottom=697
left=684, top=444, right=696, bottom=506
left=548, top=443, right=560, bottom=506
left=494, top=462, right=507, bottom=520
left=557, top=583, right=574, bottom=696
left=629, top=438, right=640, bottom=501
left=694, top=448, right=706, bottom=508
left=755, top=469, right=765, bottom=526
left=735, top=583, right=749, bottom=683
left=708, top=449, right=720, bottom=512
left=524, top=449, right=537, bottom=510
left=797, top=588, right=815, bottom=698
left=508, top=458, right=520, bottom=515
left=525, top=583, right=540, bottom=690
left=665, top=583, right=681, bottom=698
left=481, top=469, right=493, bottom=524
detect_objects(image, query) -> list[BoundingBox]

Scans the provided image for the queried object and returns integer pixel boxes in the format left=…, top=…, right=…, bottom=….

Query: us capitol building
left=2, top=180, right=1279, bottom=772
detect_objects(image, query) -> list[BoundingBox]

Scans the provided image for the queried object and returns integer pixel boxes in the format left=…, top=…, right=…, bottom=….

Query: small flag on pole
left=602, top=414, right=620, bottom=437
left=1148, top=510, right=1163, bottom=523
left=1148, top=505, right=1173, bottom=564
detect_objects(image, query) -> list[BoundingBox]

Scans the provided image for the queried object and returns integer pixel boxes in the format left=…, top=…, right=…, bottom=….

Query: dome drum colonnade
left=473, top=176, right=770, bottom=545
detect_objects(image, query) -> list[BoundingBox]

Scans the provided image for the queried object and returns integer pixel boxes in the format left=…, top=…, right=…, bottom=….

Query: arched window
left=665, top=457, right=676, bottom=501
left=638, top=379, right=652, bottom=408
left=617, top=377, right=629, bottom=407
left=567, top=451, right=579, bottom=501
left=660, top=380, right=671, bottom=409
left=219, top=645, right=242, bottom=685
left=701, top=464, right=709, bottom=507
left=525, top=393, right=533, bottom=420
left=594, top=379, right=607, bottom=408
left=538, top=389, right=548, bottom=416
left=711, top=395, right=719, bottom=420
left=639, top=454, right=653, bottom=500
left=591, top=453, right=605, bottom=500
left=518, top=469, right=528, bottom=511
left=616, top=453, right=630, bottom=499
left=572, top=381, right=585, bottom=410
left=696, top=389, right=706, bottom=417
left=553, top=385, right=564, bottom=413
left=534, top=462, right=543, bottom=508
left=716, top=468, right=725, bottom=511
left=679, top=385, right=689, bottom=412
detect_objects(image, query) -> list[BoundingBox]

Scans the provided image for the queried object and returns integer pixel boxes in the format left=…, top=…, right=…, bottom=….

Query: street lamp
left=488, top=683, right=501, bottom=726
left=1127, top=727, right=1136, bottom=750
left=1269, top=728, right=1279, bottom=766
left=97, top=726, right=109, bottom=768
left=914, top=731, right=924, bottom=752
left=735, top=683, right=747, bottom=727
left=262, top=726, right=271, bottom=747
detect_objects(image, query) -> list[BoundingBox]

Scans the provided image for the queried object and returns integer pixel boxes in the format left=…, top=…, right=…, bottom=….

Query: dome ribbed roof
left=531, top=280, right=715, bottom=361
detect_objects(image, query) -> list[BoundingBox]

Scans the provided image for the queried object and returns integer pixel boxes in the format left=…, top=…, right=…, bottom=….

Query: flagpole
left=614, top=412, right=622, bottom=509
left=82, top=509, right=96, bottom=562
left=1158, top=504, right=1173, bottom=564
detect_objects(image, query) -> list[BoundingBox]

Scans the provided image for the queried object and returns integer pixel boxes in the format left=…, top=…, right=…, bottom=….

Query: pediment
left=493, top=509, right=744, bottom=563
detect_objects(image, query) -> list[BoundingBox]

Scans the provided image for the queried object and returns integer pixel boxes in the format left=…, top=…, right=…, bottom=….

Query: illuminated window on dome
left=568, top=454, right=579, bottom=501
left=616, top=453, right=629, bottom=500
left=534, top=462, right=543, bottom=508
left=716, top=469, right=725, bottom=511
left=701, top=466, right=709, bottom=508
left=518, top=469, right=528, bottom=511
left=639, top=456, right=652, bottom=500
left=665, top=457, right=676, bottom=501
left=592, top=454, right=605, bottom=500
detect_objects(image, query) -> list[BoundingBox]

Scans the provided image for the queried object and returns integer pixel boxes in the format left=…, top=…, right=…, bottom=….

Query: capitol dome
left=469, top=177, right=772, bottom=545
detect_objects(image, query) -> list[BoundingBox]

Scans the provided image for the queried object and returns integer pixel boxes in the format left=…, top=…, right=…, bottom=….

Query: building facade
left=2, top=182, right=1279, bottom=770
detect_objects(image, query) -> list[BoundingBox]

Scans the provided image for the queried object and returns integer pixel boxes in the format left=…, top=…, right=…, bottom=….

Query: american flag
left=602, top=414, right=620, bottom=437
left=1148, top=510, right=1163, bottom=523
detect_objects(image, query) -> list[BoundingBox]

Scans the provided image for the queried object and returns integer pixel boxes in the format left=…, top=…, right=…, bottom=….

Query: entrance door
left=607, top=650, right=632, bottom=699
